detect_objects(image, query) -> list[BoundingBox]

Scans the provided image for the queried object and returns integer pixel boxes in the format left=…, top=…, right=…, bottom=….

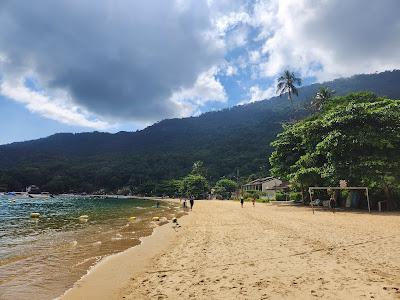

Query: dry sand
left=62, top=201, right=400, bottom=300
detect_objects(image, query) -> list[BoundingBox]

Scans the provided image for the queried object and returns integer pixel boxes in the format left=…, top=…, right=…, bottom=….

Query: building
left=26, top=185, right=41, bottom=194
left=242, top=177, right=289, bottom=199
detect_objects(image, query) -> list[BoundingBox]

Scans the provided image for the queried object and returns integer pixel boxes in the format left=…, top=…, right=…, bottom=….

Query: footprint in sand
left=310, top=289, right=324, bottom=297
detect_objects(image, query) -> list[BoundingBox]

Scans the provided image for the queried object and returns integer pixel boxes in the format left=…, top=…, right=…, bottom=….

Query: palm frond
left=276, top=69, right=302, bottom=103
left=292, top=86, right=299, bottom=96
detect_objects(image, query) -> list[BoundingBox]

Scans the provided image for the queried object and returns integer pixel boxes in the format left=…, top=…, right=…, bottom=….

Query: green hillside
left=1, top=70, right=399, bottom=194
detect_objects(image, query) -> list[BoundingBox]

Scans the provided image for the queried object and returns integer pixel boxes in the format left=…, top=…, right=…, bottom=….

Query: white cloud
left=213, top=11, right=250, bottom=35
left=249, top=85, right=275, bottom=102
left=225, top=64, right=238, bottom=76
left=252, top=0, right=400, bottom=80
left=225, top=25, right=249, bottom=49
left=2, top=0, right=400, bottom=129
left=170, top=67, right=227, bottom=115
left=239, top=84, right=276, bottom=105
left=248, top=50, right=261, bottom=63
left=0, top=79, right=111, bottom=129
left=0, top=0, right=227, bottom=125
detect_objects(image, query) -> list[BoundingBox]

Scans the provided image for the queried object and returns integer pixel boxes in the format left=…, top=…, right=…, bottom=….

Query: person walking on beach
left=156, top=200, right=160, bottom=208
left=252, top=198, right=255, bottom=207
left=240, top=196, right=244, bottom=208
left=189, top=195, right=194, bottom=211
left=329, top=195, right=336, bottom=213
left=183, top=198, right=187, bottom=209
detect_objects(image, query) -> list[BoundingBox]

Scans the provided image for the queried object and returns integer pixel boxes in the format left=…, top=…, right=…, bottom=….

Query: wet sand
left=63, top=201, right=400, bottom=299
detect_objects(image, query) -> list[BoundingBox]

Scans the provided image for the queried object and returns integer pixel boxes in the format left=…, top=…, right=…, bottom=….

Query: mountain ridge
left=1, top=70, right=400, bottom=193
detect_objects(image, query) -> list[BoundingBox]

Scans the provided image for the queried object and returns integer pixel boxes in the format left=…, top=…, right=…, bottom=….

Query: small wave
left=0, top=254, right=29, bottom=267
left=111, top=233, right=123, bottom=241
left=74, top=255, right=102, bottom=267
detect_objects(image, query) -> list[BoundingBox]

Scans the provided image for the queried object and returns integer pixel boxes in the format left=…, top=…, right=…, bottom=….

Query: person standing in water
left=240, top=196, right=244, bottom=208
left=189, top=195, right=194, bottom=211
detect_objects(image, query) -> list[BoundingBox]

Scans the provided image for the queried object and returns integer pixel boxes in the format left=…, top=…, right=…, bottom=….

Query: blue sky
left=1, top=0, right=399, bottom=145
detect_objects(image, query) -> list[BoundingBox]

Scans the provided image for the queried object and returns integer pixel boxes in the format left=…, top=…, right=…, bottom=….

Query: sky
left=1, top=0, right=400, bottom=145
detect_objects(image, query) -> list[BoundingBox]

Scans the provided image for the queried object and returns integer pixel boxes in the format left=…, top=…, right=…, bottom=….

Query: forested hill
left=1, top=70, right=400, bottom=193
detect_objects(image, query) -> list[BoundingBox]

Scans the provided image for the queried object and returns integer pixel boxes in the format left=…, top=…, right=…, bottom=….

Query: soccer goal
left=308, top=186, right=371, bottom=214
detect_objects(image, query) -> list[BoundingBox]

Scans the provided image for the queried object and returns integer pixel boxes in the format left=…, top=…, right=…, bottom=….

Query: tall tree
left=190, top=160, right=207, bottom=177
left=270, top=92, right=400, bottom=209
left=311, top=86, right=335, bottom=111
left=214, top=178, right=238, bottom=199
left=276, top=70, right=302, bottom=106
left=181, top=174, right=209, bottom=199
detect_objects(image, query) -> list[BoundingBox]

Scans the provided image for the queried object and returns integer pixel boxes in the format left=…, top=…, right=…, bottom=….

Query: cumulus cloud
left=239, top=84, right=275, bottom=105
left=225, top=65, right=238, bottom=76
left=249, top=50, right=261, bottom=64
left=0, top=0, right=227, bottom=126
left=213, top=11, right=251, bottom=35
left=1, top=0, right=400, bottom=129
left=0, top=79, right=110, bottom=129
left=170, top=67, right=227, bottom=115
left=252, top=0, right=400, bottom=80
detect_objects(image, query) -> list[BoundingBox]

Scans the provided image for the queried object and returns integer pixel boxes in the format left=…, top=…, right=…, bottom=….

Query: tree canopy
left=214, top=178, right=238, bottom=199
left=276, top=70, right=302, bottom=104
left=311, top=86, right=335, bottom=111
left=269, top=92, right=400, bottom=209
left=181, top=174, right=209, bottom=199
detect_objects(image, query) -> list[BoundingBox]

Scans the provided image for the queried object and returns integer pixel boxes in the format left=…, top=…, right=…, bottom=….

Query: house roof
left=264, top=181, right=290, bottom=190
left=243, top=177, right=289, bottom=190
left=243, top=177, right=274, bottom=186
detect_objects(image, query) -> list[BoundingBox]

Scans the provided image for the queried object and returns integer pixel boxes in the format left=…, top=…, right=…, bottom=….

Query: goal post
left=308, top=186, right=371, bottom=214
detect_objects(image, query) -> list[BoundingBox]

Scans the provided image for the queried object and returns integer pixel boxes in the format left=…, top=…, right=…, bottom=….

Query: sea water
left=0, top=195, right=179, bottom=300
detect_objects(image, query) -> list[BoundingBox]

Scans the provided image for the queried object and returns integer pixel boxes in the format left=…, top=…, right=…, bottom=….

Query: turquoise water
left=0, top=195, right=179, bottom=300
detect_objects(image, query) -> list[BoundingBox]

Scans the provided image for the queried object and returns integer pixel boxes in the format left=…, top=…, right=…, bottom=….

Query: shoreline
left=0, top=195, right=184, bottom=300
left=62, top=201, right=400, bottom=299
left=60, top=209, right=188, bottom=300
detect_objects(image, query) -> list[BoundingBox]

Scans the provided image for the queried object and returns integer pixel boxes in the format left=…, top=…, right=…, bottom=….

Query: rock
left=152, top=216, right=160, bottom=221
left=30, top=212, right=40, bottom=218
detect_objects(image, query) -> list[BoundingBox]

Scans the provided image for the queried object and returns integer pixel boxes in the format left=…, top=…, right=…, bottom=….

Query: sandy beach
left=62, top=201, right=400, bottom=300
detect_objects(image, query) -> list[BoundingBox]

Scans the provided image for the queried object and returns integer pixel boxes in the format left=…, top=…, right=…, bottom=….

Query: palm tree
left=311, top=86, right=335, bottom=111
left=276, top=70, right=302, bottom=105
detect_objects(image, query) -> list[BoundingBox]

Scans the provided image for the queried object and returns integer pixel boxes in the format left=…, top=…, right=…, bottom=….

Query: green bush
left=243, top=191, right=261, bottom=199
left=289, top=192, right=302, bottom=201
left=275, top=192, right=287, bottom=201
left=256, top=198, right=270, bottom=203
left=214, top=178, right=238, bottom=199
